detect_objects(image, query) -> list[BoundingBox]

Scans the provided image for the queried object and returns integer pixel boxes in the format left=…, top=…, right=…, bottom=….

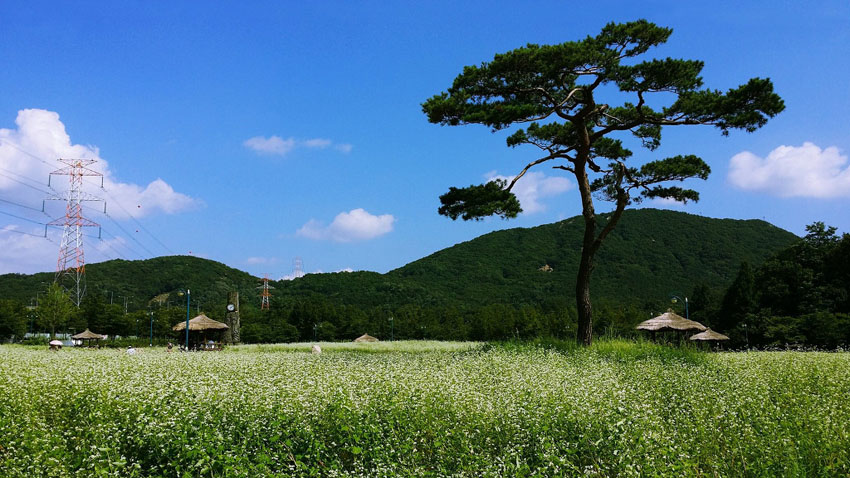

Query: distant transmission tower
left=46, top=158, right=103, bottom=306
left=293, top=257, right=305, bottom=279
left=258, top=274, right=275, bottom=310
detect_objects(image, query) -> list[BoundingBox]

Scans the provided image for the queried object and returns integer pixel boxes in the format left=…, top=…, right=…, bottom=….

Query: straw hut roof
left=636, top=309, right=707, bottom=332
left=172, top=314, right=229, bottom=332
left=353, top=333, right=379, bottom=343
left=72, top=328, right=105, bottom=340
left=689, top=328, right=730, bottom=341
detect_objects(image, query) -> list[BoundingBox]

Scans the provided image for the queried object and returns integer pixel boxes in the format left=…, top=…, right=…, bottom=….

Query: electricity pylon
left=258, top=274, right=274, bottom=310
left=46, top=158, right=102, bottom=306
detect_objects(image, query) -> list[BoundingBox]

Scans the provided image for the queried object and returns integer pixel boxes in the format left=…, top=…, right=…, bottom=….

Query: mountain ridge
left=0, top=209, right=799, bottom=311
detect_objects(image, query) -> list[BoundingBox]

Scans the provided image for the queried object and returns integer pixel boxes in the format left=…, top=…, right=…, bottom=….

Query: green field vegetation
left=1, top=341, right=848, bottom=477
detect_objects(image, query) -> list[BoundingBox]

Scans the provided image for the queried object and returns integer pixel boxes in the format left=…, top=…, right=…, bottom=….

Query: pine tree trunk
left=575, top=251, right=594, bottom=346
left=574, top=154, right=597, bottom=347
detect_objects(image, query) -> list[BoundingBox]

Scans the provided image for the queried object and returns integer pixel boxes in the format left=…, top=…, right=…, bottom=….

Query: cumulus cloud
left=0, top=226, right=53, bottom=274
left=728, top=142, right=850, bottom=198
left=296, top=208, right=395, bottom=242
left=0, top=108, right=200, bottom=272
left=244, top=135, right=352, bottom=157
left=0, top=109, right=200, bottom=218
left=485, top=170, right=572, bottom=214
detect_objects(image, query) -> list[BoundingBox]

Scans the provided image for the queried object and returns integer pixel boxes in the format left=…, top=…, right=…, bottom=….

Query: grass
left=0, top=341, right=847, bottom=476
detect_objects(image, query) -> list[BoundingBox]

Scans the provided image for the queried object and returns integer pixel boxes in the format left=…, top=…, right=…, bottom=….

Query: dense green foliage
left=0, top=299, right=26, bottom=341
left=1, top=342, right=848, bottom=476
left=391, top=209, right=796, bottom=307
left=709, top=223, right=850, bottom=347
left=0, top=210, right=797, bottom=343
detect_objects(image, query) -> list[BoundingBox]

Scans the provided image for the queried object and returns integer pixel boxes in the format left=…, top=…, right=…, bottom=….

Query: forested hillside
left=1, top=209, right=798, bottom=313
left=0, top=209, right=802, bottom=343
left=389, top=209, right=798, bottom=306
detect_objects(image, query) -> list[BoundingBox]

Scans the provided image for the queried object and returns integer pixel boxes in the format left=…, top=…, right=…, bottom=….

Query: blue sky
left=1, top=1, right=848, bottom=277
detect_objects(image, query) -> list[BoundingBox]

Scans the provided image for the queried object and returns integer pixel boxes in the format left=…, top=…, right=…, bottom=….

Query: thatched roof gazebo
left=636, top=309, right=707, bottom=333
left=72, top=328, right=105, bottom=347
left=173, top=314, right=228, bottom=350
left=173, top=314, right=229, bottom=332
left=353, top=334, right=379, bottom=343
left=689, top=328, right=730, bottom=342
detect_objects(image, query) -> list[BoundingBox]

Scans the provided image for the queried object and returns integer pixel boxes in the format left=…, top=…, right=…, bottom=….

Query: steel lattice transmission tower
left=46, top=158, right=103, bottom=306
left=258, top=274, right=275, bottom=310
left=293, top=257, right=305, bottom=279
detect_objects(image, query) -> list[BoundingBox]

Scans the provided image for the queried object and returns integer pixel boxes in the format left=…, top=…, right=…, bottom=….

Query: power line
left=0, top=165, right=52, bottom=187
left=89, top=180, right=174, bottom=255
left=0, top=209, right=48, bottom=225
left=2, top=138, right=174, bottom=259
left=100, top=210, right=155, bottom=258
left=0, top=138, right=58, bottom=168
left=94, top=233, right=129, bottom=261
left=0, top=226, right=46, bottom=239
left=77, top=202, right=150, bottom=260
left=98, top=227, right=145, bottom=260
left=0, top=171, right=53, bottom=195
left=0, top=207, right=107, bottom=242
left=0, top=196, right=44, bottom=213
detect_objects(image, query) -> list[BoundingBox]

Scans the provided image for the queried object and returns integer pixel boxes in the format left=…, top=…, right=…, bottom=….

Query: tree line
left=2, top=222, right=847, bottom=348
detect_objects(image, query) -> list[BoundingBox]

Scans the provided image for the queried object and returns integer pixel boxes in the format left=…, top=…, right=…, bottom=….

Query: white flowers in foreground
left=0, top=343, right=848, bottom=476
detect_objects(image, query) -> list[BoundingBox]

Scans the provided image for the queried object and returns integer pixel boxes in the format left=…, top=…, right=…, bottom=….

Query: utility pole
left=184, top=289, right=191, bottom=350
left=46, top=158, right=103, bottom=307
left=149, top=306, right=154, bottom=347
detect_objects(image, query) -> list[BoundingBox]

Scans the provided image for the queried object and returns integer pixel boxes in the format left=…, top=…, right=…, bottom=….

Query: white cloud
left=279, top=266, right=353, bottom=281
left=243, top=135, right=296, bottom=156
left=334, top=143, right=353, bottom=154
left=650, top=197, right=686, bottom=209
left=302, top=138, right=332, bottom=149
left=245, top=256, right=277, bottom=265
left=296, top=208, right=395, bottom=242
left=104, top=178, right=201, bottom=218
left=728, top=142, right=850, bottom=198
left=0, top=108, right=200, bottom=272
left=244, top=135, right=352, bottom=156
left=0, top=226, right=52, bottom=274
left=485, top=170, right=572, bottom=214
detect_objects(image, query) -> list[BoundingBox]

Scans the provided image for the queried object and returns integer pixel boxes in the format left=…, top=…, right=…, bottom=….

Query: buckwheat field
left=1, top=341, right=848, bottom=477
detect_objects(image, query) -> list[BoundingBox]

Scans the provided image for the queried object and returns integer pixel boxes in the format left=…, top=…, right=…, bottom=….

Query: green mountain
left=1, top=209, right=798, bottom=311
left=389, top=209, right=799, bottom=307
left=0, top=256, right=259, bottom=310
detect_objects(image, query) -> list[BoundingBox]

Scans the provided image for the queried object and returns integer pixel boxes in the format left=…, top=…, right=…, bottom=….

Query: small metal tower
left=293, top=257, right=305, bottom=279
left=258, top=274, right=274, bottom=310
left=46, top=158, right=102, bottom=306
